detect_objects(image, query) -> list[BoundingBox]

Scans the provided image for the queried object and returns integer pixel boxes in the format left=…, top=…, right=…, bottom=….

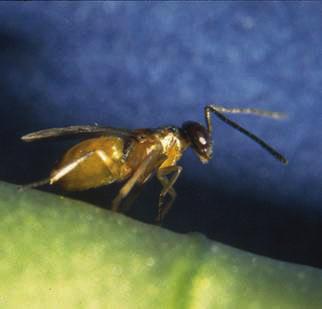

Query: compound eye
left=193, top=129, right=210, bottom=155
left=196, top=133, right=208, bottom=147
left=182, top=121, right=210, bottom=152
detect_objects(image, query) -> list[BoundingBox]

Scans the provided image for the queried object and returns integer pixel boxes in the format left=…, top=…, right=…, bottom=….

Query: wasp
left=21, top=105, right=287, bottom=222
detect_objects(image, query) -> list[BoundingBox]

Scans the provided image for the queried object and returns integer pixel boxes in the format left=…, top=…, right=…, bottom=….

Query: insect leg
left=20, top=148, right=122, bottom=191
left=50, top=152, right=96, bottom=184
left=18, top=177, right=51, bottom=191
left=156, top=165, right=183, bottom=223
left=120, top=182, right=146, bottom=213
left=94, top=150, right=120, bottom=177
left=111, top=148, right=165, bottom=213
left=19, top=151, right=96, bottom=190
left=204, top=105, right=288, bottom=164
left=119, top=154, right=167, bottom=213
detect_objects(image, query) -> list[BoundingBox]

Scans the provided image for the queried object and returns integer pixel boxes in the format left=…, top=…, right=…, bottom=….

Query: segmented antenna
left=205, top=105, right=288, bottom=164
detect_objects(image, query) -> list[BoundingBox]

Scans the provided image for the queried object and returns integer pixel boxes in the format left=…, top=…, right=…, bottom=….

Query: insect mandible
left=21, top=105, right=287, bottom=222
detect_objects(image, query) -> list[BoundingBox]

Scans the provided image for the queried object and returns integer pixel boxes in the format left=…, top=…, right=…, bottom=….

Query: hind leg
left=20, top=150, right=118, bottom=190
left=18, top=177, right=51, bottom=191
left=19, top=151, right=96, bottom=191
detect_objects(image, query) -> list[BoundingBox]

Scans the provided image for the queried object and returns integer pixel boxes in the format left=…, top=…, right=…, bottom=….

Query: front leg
left=156, top=165, right=183, bottom=223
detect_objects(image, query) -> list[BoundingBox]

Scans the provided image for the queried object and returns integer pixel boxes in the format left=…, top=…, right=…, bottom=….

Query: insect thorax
left=157, top=129, right=187, bottom=168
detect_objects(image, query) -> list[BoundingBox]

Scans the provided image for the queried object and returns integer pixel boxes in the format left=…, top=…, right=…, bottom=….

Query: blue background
left=0, top=2, right=321, bottom=267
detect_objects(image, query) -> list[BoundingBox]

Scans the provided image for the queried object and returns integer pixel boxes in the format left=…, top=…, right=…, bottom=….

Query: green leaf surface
left=0, top=181, right=321, bottom=308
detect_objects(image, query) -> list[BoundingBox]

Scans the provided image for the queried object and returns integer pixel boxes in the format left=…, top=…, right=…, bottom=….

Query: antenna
left=205, top=105, right=288, bottom=164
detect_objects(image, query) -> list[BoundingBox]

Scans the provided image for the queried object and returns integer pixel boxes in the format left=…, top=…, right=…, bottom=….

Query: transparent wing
left=21, top=125, right=133, bottom=142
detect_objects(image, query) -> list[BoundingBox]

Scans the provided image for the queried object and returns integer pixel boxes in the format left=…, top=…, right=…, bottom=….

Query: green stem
left=0, top=181, right=321, bottom=308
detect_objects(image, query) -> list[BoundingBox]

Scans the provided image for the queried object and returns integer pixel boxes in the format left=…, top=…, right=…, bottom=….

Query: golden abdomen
left=52, top=136, right=131, bottom=191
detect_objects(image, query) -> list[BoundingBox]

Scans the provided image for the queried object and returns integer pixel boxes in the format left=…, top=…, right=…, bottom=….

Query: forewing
left=21, top=125, right=133, bottom=142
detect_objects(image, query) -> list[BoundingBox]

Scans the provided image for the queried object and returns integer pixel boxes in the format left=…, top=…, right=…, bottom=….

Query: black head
left=181, top=121, right=212, bottom=164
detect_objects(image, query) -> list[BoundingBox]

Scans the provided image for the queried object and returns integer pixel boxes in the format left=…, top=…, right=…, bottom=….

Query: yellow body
left=22, top=105, right=287, bottom=221
left=52, top=130, right=188, bottom=191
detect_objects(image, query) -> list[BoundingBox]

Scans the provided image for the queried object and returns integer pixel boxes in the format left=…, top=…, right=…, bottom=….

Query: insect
left=21, top=105, right=287, bottom=222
